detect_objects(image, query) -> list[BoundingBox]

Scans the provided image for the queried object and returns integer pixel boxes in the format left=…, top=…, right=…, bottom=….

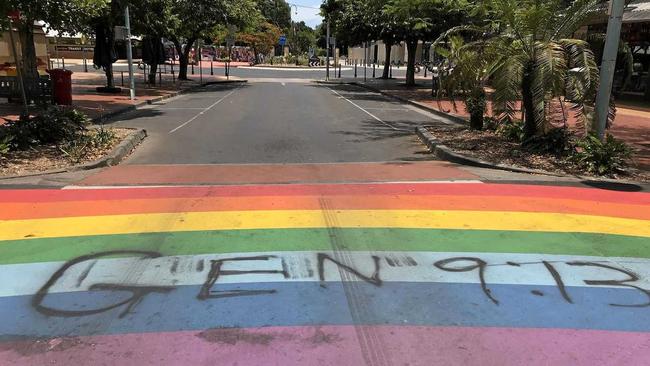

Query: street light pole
left=124, top=6, right=135, bottom=100
left=6, top=16, right=28, bottom=116
left=594, top=0, right=625, bottom=139
left=326, top=18, right=330, bottom=81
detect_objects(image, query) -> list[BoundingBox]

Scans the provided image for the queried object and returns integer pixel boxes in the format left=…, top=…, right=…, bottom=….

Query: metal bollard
left=390, top=64, right=392, bottom=78
left=338, top=63, right=341, bottom=78
left=372, top=63, right=375, bottom=78
left=424, top=66, right=427, bottom=78
left=121, top=71, right=124, bottom=86
left=171, top=63, right=175, bottom=83
left=210, top=59, right=214, bottom=75
left=191, top=62, right=194, bottom=75
left=354, top=61, right=357, bottom=78
left=62, top=57, right=65, bottom=69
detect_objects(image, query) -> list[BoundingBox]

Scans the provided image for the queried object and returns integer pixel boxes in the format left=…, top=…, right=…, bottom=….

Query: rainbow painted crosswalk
left=0, top=182, right=649, bottom=365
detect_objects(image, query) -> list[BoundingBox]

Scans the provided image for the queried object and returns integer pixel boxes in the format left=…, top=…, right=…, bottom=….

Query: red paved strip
left=1, top=194, right=649, bottom=220
left=77, top=162, right=479, bottom=186
left=2, top=182, right=649, bottom=205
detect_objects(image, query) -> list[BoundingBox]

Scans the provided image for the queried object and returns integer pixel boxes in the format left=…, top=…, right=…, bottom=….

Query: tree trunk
left=148, top=62, right=158, bottom=84
left=381, top=42, right=392, bottom=79
left=405, top=40, right=418, bottom=87
left=521, top=62, right=537, bottom=140
left=105, top=63, right=115, bottom=88
left=176, top=38, right=196, bottom=80
left=17, top=20, right=39, bottom=80
left=467, top=89, right=486, bottom=130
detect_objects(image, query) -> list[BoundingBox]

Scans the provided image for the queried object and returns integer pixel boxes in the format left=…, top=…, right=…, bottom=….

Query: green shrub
left=524, top=127, right=574, bottom=156
left=0, top=135, right=11, bottom=154
left=496, top=120, right=525, bottom=142
left=572, top=134, right=631, bottom=175
left=1, top=107, right=89, bottom=150
left=59, top=134, right=92, bottom=163
left=91, top=126, right=116, bottom=149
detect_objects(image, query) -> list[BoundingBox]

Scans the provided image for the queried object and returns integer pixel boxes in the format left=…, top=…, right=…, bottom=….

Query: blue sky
left=288, top=1, right=323, bottom=28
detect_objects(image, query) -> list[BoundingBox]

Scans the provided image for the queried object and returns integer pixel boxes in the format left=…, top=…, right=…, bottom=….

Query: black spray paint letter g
left=32, top=250, right=174, bottom=318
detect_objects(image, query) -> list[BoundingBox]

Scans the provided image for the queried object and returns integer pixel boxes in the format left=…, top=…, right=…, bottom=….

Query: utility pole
left=326, top=18, right=330, bottom=81
left=124, top=6, right=135, bottom=100
left=6, top=14, right=28, bottom=116
left=595, top=0, right=625, bottom=139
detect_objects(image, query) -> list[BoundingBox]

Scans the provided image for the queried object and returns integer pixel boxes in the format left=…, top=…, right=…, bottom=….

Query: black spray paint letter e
left=32, top=250, right=175, bottom=318
left=197, top=255, right=288, bottom=300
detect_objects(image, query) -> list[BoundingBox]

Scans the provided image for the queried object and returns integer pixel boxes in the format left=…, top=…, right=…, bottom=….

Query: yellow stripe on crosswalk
left=1, top=209, right=649, bottom=241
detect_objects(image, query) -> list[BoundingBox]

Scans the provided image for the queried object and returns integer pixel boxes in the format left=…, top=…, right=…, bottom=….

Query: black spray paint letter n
left=32, top=250, right=174, bottom=318
left=317, top=253, right=382, bottom=288
left=197, top=255, right=288, bottom=300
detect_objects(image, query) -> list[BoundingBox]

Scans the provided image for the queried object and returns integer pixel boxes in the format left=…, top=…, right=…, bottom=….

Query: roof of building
left=624, top=0, right=650, bottom=22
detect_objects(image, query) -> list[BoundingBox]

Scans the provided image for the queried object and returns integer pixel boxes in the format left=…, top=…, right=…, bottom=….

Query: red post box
left=47, top=69, right=73, bottom=105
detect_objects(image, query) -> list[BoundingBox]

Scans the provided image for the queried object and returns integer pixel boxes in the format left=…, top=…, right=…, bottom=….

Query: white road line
left=364, top=107, right=411, bottom=111
left=158, top=107, right=206, bottom=110
left=326, top=87, right=405, bottom=131
left=168, top=88, right=238, bottom=134
left=60, top=180, right=485, bottom=190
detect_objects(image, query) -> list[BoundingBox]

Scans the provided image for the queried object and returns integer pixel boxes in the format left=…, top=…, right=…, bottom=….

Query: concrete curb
left=415, top=126, right=566, bottom=176
left=0, top=128, right=146, bottom=180
left=415, top=126, right=649, bottom=185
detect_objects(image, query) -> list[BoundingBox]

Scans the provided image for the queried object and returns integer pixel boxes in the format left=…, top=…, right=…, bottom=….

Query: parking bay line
left=168, top=88, right=238, bottom=134
left=326, top=87, right=407, bottom=132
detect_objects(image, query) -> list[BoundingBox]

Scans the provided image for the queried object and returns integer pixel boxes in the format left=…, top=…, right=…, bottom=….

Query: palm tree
left=438, top=0, right=612, bottom=141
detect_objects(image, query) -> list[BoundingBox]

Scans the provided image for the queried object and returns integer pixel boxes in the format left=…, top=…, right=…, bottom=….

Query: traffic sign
left=7, top=10, right=20, bottom=20
left=279, top=35, right=286, bottom=46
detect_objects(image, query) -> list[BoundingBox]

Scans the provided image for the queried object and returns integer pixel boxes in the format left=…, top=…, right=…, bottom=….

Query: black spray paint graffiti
left=32, top=250, right=175, bottom=318
left=33, top=251, right=650, bottom=318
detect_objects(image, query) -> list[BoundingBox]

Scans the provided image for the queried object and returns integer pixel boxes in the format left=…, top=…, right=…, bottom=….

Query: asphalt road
left=110, top=81, right=442, bottom=164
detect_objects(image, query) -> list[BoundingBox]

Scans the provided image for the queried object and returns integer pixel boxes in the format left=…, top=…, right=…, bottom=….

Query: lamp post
left=124, top=6, right=135, bottom=100
left=326, top=18, right=330, bottom=81
left=595, top=0, right=625, bottom=139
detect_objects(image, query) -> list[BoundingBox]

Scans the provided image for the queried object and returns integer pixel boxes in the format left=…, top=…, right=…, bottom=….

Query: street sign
left=279, top=35, right=286, bottom=46
left=114, top=26, right=128, bottom=41
left=7, top=10, right=20, bottom=20
left=226, top=35, right=235, bottom=48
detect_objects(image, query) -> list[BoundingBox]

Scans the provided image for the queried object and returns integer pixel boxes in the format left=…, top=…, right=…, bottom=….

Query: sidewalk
left=342, top=77, right=650, bottom=171
left=0, top=70, right=244, bottom=123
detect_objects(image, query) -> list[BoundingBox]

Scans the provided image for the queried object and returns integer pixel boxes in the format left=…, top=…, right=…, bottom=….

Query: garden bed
left=0, top=128, right=132, bottom=177
left=426, top=125, right=650, bottom=182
